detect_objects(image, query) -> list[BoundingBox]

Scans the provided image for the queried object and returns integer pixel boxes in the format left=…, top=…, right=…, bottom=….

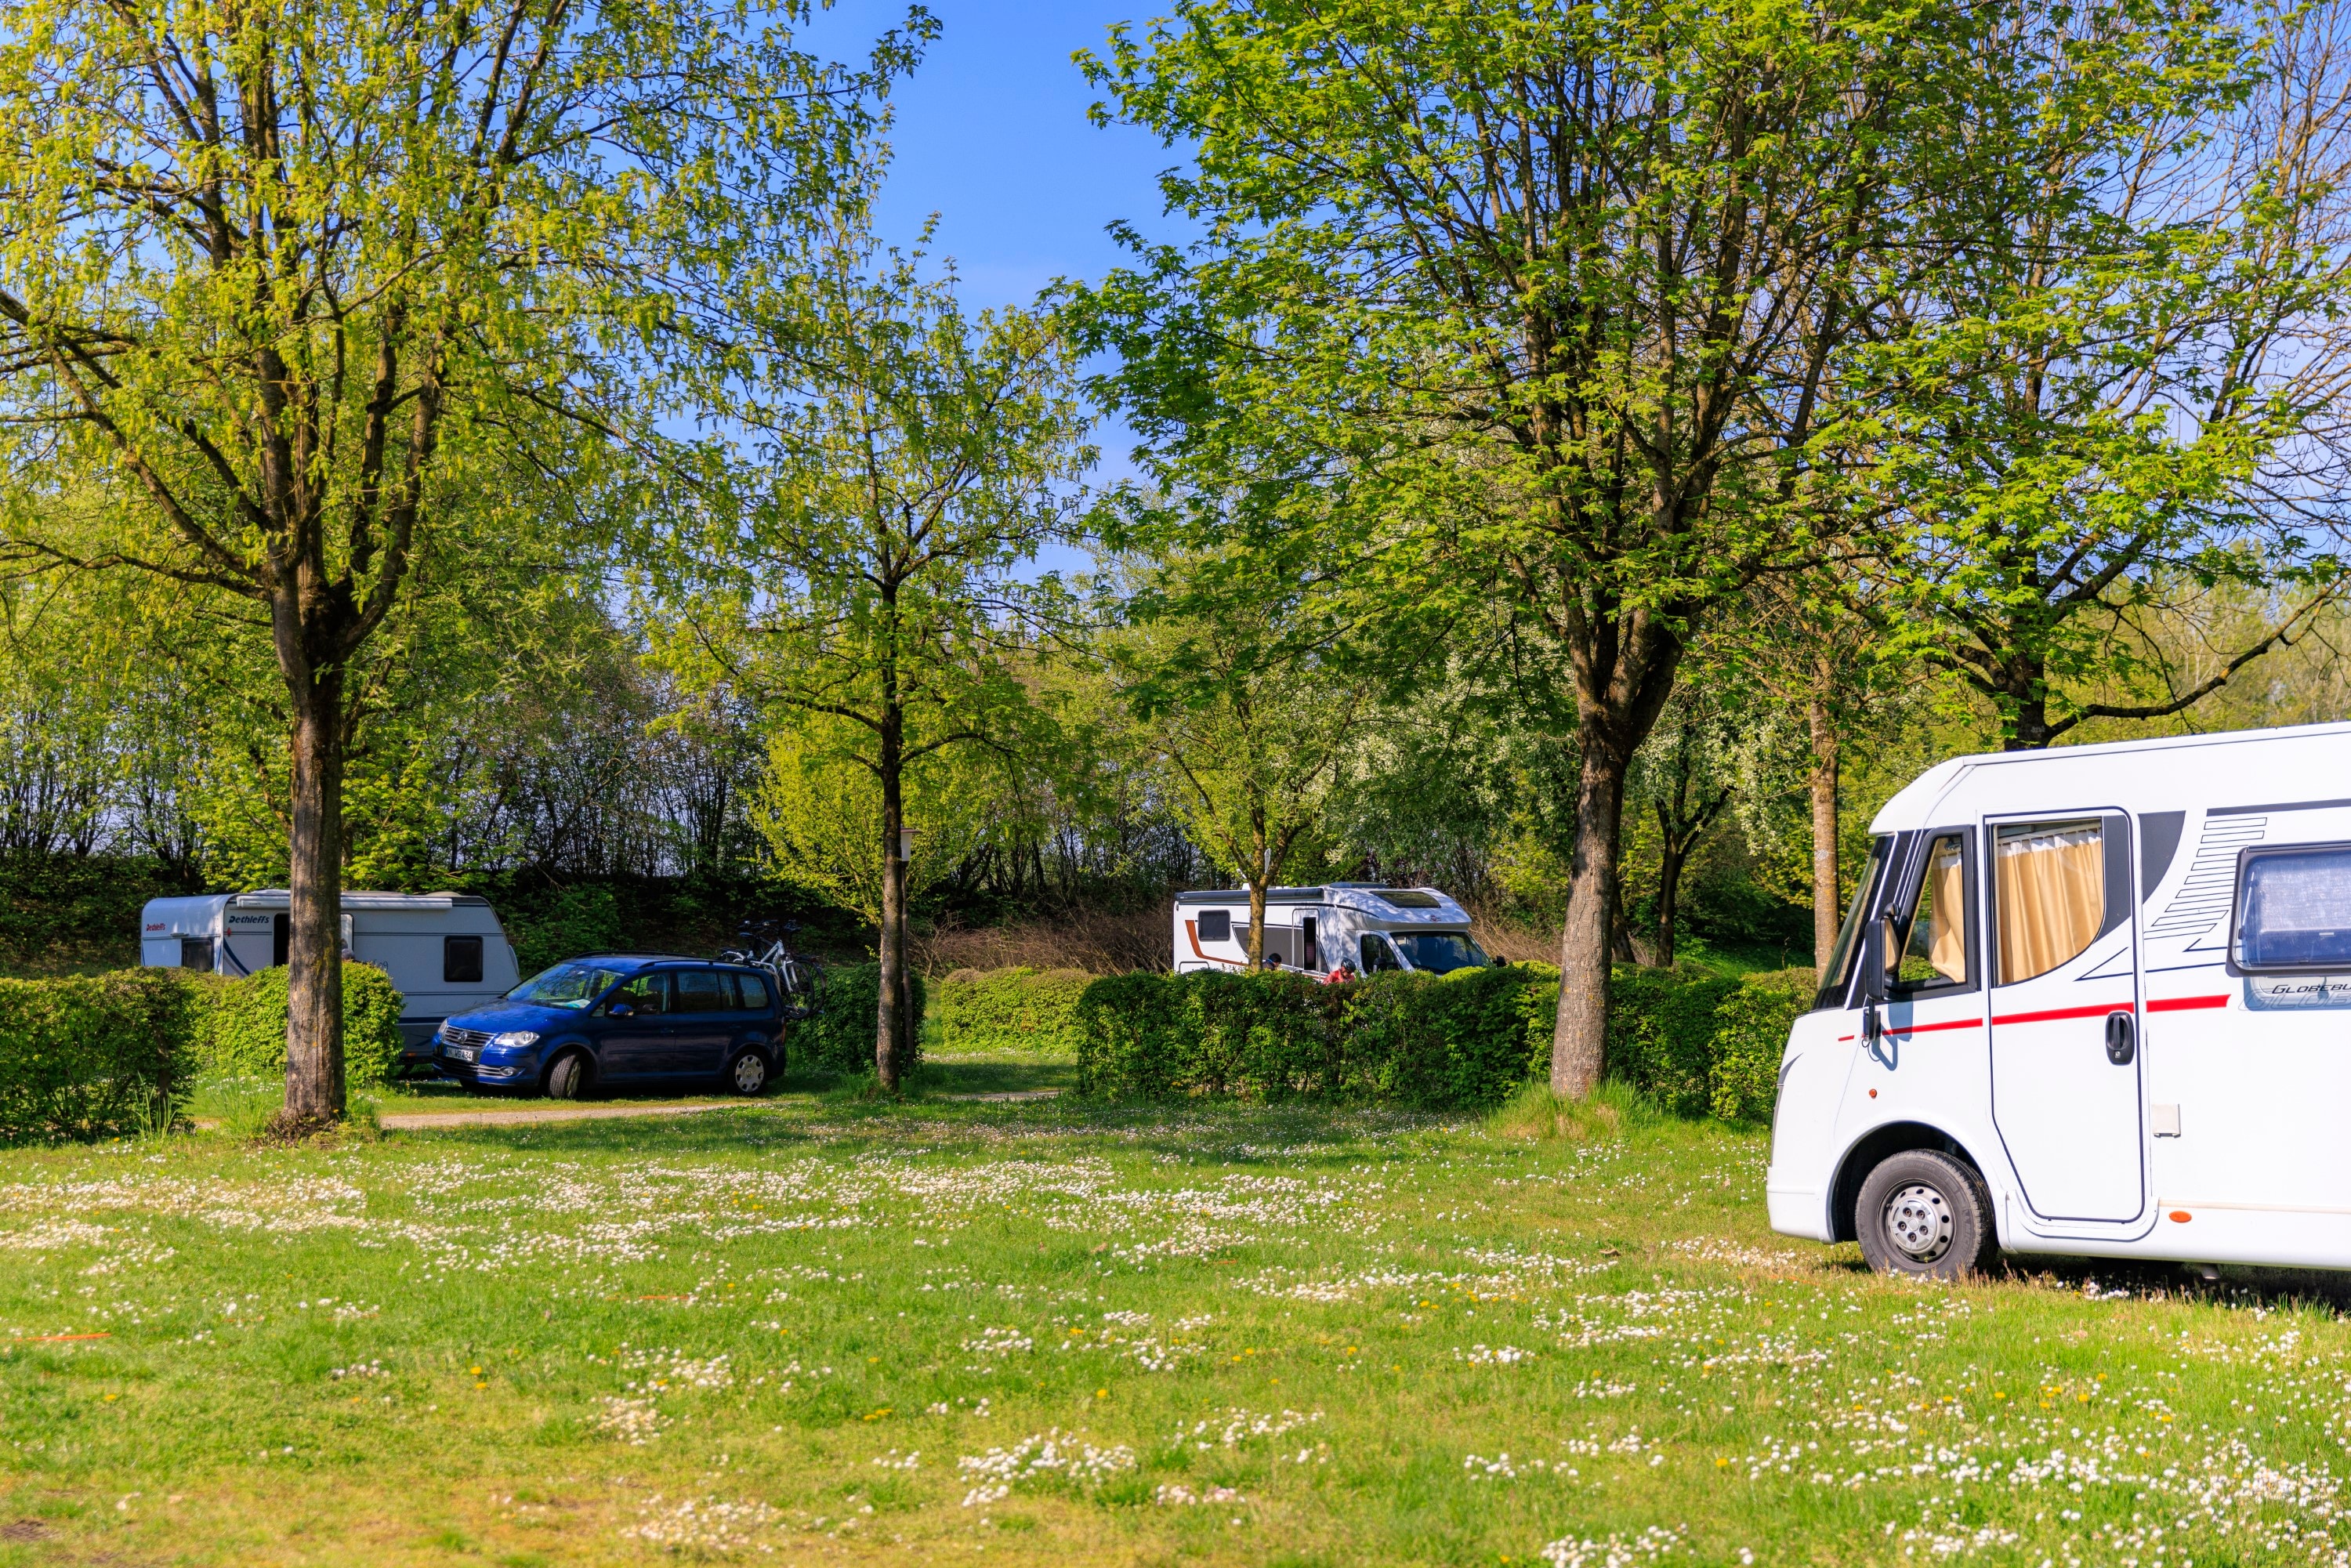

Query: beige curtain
left=1925, top=838, right=1967, bottom=981
left=1996, top=823, right=2103, bottom=983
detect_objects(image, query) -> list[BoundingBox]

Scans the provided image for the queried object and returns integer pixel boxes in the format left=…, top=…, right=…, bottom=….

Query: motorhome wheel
left=1855, top=1150, right=1996, bottom=1280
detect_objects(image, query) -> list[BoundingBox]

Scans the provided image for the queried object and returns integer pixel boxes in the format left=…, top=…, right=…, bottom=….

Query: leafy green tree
left=652, top=252, right=1090, bottom=1090
left=1862, top=1, right=2351, bottom=748
left=0, top=0, right=919, bottom=1125
left=1076, top=0, right=2056, bottom=1093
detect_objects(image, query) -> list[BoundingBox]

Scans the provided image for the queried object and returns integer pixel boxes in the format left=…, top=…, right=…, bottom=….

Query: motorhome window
left=2235, top=846, right=2351, bottom=970
left=179, top=936, right=213, bottom=971
left=731, top=972, right=773, bottom=1011
left=1816, top=836, right=1890, bottom=1009
left=1197, top=909, right=1233, bottom=943
left=1995, top=820, right=2105, bottom=984
left=1359, top=934, right=1404, bottom=972
left=507, top=962, right=628, bottom=1009
left=1302, top=916, right=1319, bottom=971
left=444, top=935, right=484, bottom=984
left=1889, top=834, right=1969, bottom=990
left=1376, top=889, right=1442, bottom=909
left=1391, top=932, right=1488, bottom=973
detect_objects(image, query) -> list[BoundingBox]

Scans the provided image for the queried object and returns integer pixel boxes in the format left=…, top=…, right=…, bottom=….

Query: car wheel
left=1855, top=1149, right=1998, bottom=1280
left=544, top=1050, right=592, bottom=1102
left=726, top=1048, right=770, bottom=1098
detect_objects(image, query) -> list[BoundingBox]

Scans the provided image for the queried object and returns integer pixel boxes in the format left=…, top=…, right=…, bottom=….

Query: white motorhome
left=1769, top=720, right=2351, bottom=1278
left=1171, top=884, right=1491, bottom=976
left=139, top=891, right=521, bottom=1059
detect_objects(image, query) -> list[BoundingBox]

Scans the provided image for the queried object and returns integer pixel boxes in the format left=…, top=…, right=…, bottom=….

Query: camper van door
left=1984, top=813, right=2145, bottom=1225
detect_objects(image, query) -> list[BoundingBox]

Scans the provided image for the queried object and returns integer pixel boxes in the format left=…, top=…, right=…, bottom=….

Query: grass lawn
left=3, top=1074, right=2347, bottom=1566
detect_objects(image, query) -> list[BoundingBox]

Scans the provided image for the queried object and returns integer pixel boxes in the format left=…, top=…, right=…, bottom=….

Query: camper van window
left=1817, top=836, right=1891, bottom=1009
left=179, top=936, right=213, bottom=971
left=1197, top=909, right=1232, bottom=943
left=2236, top=845, right=2351, bottom=970
left=1889, top=834, right=1969, bottom=990
left=1390, top=932, right=1488, bottom=973
left=1995, top=820, right=2105, bottom=984
left=444, top=935, right=484, bottom=984
left=1359, top=934, right=1404, bottom=972
left=507, top=961, right=629, bottom=1009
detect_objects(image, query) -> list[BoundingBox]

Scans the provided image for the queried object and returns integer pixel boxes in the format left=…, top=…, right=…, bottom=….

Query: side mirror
left=607, top=1001, right=636, bottom=1019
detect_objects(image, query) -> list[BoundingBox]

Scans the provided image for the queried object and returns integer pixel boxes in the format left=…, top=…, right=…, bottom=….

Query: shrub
left=1709, top=967, right=1817, bottom=1123
left=195, top=962, right=407, bottom=1088
left=501, top=885, right=626, bottom=977
left=0, top=969, right=205, bottom=1143
left=930, top=966, right=1095, bottom=1053
left=1072, top=961, right=1818, bottom=1120
left=788, top=963, right=929, bottom=1078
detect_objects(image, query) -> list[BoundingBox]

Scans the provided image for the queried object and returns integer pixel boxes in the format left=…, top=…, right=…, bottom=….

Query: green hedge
left=787, top=963, right=929, bottom=1077
left=0, top=969, right=205, bottom=1143
left=930, top=966, right=1095, bottom=1053
left=194, top=962, right=406, bottom=1088
left=1072, top=964, right=1817, bottom=1117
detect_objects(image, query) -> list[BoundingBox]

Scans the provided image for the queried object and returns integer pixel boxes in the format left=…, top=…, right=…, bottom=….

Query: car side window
left=1994, top=820, right=2105, bottom=983
left=674, top=969, right=730, bottom=1012
left=1359, top=934, right=1402, bottom=973
left=731, top=972, right=773, bottom=1011
left=1886, top=832, right=1970, bottom=993
left=609, top=971, right=669, bottom=1015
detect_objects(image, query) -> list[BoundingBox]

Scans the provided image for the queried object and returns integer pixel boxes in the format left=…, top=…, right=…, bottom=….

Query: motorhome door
left=1985, top=814, right=2145, bottom=1225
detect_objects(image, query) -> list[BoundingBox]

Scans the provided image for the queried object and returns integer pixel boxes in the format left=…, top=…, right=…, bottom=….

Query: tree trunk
left=1552, top=741, right=1628, bottom=1097
left=1246, top=878, right=1268, bottom=967
left=1654, top=831, right=1684, bottom=970
left=875, top=715, right=906, bottom=1093
left=1809, top=693, right=1841, bottom=969
left=281, top=668, right=346, bottom=1130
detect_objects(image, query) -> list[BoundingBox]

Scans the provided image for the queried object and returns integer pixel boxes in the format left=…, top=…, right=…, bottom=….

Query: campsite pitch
left=1, top=1084, right=2346, bottom=1566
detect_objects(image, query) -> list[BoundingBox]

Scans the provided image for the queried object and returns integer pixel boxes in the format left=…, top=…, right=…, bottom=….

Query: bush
left=1708, top=967, right=1817, bottom=1122
left=501, top=885, right=627, bottom=977
left=788, top=963, right=929, bottom=1078
left=930, top=966, right=1095, bottom=1053
left=1072, top=961, right=1818, bottom=1119
left=0, top=969, right=205, bottom=1143
left=195, top=962, right=407, bottom=1088
left=1073, top=967, right=1558, bottom=1110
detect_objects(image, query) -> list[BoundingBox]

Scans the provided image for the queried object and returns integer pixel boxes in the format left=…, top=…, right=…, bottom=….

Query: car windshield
left=1390, top=932, right=1487, bottom=973
left=505, top=961, right=629, bottom=1010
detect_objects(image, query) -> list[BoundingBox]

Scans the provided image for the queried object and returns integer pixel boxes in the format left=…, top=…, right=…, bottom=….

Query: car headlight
left=490, top=1030, right=541, bottom=1049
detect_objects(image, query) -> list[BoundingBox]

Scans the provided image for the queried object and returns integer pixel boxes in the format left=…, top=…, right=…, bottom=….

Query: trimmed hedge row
left=1072, top=964, right=1816, bottom=1117
left=930, top=966, right=1092, bottom=1053
left=0, top=962, right=410, bottom=1145
left=787, top=963, right=929, bottom=1077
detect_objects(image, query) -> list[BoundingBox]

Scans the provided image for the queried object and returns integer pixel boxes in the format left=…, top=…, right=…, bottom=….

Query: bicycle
left=718, top=920, right=824, bottom=1021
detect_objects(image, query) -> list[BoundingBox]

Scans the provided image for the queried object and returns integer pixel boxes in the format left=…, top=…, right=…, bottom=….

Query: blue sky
left=806, top=2, right=1182, bottom=310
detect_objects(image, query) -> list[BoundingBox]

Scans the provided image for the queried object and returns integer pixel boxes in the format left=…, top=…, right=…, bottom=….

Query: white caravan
left=1769, top=719, right=2351, bottom=1278
left=1171, top=884, right=1490, bottom=976
left=139, top=890, right=521, bottom=1058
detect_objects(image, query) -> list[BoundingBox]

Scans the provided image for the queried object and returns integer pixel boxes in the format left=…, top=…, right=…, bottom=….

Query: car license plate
left=447, top=1046, right=478, bottom=1063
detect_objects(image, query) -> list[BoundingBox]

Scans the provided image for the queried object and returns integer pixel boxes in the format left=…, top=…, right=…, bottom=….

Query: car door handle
left=2105, top=1010, right=2135, bottom=1065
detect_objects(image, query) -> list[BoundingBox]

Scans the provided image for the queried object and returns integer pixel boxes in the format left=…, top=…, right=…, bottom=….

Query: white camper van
left=1172, top=884, right=1490, bottom=976
left=139, top=890, right=521, bottom=1059
left=1769, top=719, right=2351, bottom=1279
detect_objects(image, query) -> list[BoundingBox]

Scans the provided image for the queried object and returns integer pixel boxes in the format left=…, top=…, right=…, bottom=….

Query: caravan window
left=1196, top=909, right=1232, bottom=943
left=180, top=936, right=213, bottom=971
left=1994, top=820, right=2105, bottom=983
left=2236, top=845, right=2351, bottom=971
left=444, top=935, right=484, bottom=984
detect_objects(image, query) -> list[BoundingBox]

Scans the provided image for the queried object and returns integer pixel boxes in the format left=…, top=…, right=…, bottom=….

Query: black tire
left=1855, top=1149, right=1998, bottom=1280
left=544, top=1049, right=592, bottom=1102
left=725, top=1048, right=770, bottom=1098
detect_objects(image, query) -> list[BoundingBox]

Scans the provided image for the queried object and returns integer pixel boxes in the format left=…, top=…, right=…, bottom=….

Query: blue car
left=433, top=954, right=786, bottom=1099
